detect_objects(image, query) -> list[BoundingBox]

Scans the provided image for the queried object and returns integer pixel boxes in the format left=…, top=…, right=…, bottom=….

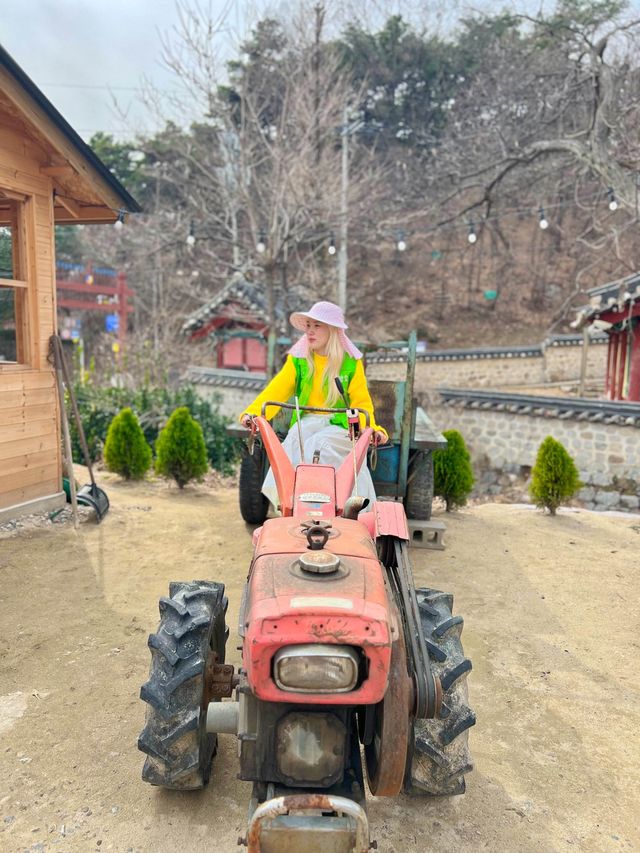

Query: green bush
left=68, top=383, right=239, bottom=474
left=104, top=408, right=152, bottom=480
left=155, top=407, right=209, bottom=488
left=433, top=429, right=475, bottom=511
left=530, top=436, right=581, bottom=515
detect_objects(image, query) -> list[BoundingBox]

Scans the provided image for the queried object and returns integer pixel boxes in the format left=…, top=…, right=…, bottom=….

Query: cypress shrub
left=530, top=436, right=581, bottom=515
left=68, top=382, right=239, bottom=473
left=155, top=407, right=208, bottom=488
left=104, top=408, right=152, bottom=480
left=433, top=429, right=475, bottom=511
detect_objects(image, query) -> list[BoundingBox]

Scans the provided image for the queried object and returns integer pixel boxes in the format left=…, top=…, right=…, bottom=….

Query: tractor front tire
left=239, top=446, right=269, bottom=524
left=139, top=581, right=227, bottom=789
left=405, top=588, right=475, bottom=795
left=405, top=451, right=434, bottom=521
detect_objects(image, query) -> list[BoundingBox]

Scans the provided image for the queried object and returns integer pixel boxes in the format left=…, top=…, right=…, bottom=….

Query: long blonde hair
left=305, top=327, right=345, bottom=406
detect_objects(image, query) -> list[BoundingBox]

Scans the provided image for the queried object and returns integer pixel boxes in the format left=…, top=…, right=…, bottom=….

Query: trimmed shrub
left=104, top=408, right=152, bottom=480
left=530, top=436, right=581, bottom=515
left=68, top=383, right=239, bottom=474
left=155, top=407, right=209, bottom=488
left=433, top=429, right=475, bottom=511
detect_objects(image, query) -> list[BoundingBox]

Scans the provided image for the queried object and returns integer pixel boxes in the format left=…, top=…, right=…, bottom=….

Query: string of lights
left=105, top=184, right=625, bottom=257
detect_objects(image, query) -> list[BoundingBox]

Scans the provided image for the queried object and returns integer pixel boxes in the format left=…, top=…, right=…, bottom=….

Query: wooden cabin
left=0, top=45, right=140, bottom=521
left=573, top=273, right=640, bottom=401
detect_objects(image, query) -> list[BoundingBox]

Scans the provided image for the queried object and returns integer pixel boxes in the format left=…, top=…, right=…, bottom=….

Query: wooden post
left=266, top=327, right=277, bottom=380
left=628, top=321, right=640, bottom=401
left=616, top=332, right=628, bottom=400
left=578, top=326, right=589, bottom=397
left=117, top=271, right=127, bottom=353
left=52, top=338, right=78, bottom=530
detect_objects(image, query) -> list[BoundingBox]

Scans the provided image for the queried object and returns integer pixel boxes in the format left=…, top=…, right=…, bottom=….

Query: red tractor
left=138, top=401, right=475, bottom=852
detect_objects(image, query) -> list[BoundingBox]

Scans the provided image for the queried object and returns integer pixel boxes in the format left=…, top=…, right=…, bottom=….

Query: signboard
left=105, top=313, right=119, bottom=333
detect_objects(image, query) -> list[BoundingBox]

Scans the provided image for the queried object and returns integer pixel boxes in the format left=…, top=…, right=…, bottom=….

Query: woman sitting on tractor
left=240, top=301, right=388, bottom=508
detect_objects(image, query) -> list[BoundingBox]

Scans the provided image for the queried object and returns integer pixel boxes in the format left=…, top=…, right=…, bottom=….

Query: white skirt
left=262, top=415, right=377, bottom=508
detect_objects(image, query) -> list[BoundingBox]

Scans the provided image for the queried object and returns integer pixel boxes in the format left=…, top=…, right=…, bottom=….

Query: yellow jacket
left=241, top=353, right=387, bottom=436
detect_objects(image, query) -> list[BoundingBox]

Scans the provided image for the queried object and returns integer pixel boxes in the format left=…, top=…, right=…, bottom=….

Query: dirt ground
left=0, top=470, right=638, bottom=853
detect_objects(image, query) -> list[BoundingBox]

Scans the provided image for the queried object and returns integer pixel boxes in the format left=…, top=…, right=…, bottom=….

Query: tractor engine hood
left=242, top=517, right=394, bottom=705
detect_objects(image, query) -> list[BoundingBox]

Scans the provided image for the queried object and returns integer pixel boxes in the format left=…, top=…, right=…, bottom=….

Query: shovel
left=51, top=335, right=110, bottom=523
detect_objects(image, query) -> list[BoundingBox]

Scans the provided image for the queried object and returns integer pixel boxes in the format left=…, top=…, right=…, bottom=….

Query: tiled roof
left=181, top=274, right=309, bottom=335
left=573, top=272, right=640, bottom=328
left=439, top=388, right=640, bottom=426
left=365, top=335, right=606, bottom=364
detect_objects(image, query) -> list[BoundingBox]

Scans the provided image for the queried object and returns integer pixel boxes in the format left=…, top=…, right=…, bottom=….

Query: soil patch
left=0, top=469, right=638, bottom=852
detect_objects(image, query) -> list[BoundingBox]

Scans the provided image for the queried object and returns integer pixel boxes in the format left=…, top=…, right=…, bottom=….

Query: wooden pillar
left=578, top=326, right=589, bottom=397
left=627, top=323, right=640, bottom=402
left=605, top=333, right=617, bottom=399
left=117, top=271, right=127, bottom=353
left=615, top=332, right=627, bottom=400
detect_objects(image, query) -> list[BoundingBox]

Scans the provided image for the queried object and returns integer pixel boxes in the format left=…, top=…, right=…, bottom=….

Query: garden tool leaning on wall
left=49, top=335, right=110, bottom=522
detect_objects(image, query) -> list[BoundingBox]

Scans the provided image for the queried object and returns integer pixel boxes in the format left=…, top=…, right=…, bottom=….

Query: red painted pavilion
left=574, top=273, right=640, bottom=401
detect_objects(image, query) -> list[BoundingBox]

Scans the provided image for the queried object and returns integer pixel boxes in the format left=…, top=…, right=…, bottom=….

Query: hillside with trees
left=61, top=0, right=640, bottom=378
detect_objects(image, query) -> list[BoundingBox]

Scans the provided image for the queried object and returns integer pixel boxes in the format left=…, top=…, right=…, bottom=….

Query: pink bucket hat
left=288, top=301, right=362, bottom=359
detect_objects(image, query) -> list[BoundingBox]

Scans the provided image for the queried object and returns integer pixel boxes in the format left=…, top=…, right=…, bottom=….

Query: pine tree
left=155, top=407, right=209, bottom=489
left=530, top=436, right=581, bottom=515
left=433, top=429, right=475, bottom=511
left=104, top=408, right=152, bottom=480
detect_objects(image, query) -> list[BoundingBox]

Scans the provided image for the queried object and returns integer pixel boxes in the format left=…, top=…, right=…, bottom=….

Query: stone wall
left=184, top=367, right=265, bottom=420
left=366, top=335, right=608, bottom=392
left=429, top=393, right=640, bottom=513
left=195, top=383, right=259, bottom=419
left=543, top=339, right=607, bottom=383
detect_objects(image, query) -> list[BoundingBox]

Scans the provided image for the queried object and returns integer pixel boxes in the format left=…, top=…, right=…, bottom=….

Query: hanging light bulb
left=256, top=228, right=267, bottom=254
left=467, top=222, right=477, bottom=244
left=328, top=231, right=336, bottom=255
left=114, top=209, right=126, bottom=230
left=396, top=230, right=407, bottom=252
left=538, top=207, right=549, bottom=230
left=607, top=187, right=618, bottom=211
left=186, top=220, right=196, bottom=247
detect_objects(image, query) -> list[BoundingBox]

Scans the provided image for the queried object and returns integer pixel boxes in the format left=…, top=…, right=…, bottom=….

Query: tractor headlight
left=273, top=644, right=359, bottom=693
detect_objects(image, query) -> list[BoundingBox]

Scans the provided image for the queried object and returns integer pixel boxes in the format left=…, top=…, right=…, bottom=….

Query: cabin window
left=0, top=195, right=31, bottom=365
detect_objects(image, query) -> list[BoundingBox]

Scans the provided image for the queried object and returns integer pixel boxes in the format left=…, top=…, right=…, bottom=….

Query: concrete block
left=408, top=519, right=446, bottom=550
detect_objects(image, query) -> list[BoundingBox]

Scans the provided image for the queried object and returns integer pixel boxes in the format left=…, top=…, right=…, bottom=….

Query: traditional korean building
left=573, top=273, right=640, bottom=401
left=183, top=274, right=300, bottom=372
left=182, top=275, right=268, bottom=371
left=0, top=45, right=140, bottom=521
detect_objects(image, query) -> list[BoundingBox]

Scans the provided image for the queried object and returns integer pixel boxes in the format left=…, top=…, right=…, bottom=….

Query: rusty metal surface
left=334, top=428, right=374, bottom=512
left=243, top=516, right=392, bottom=705
left=204, top=658, right=236, bottom=700
left=254, top=415, right=295, bottom=515
left=387, top=537, right=441, bottom=719
left=246, top=794, right=370, bottom=853
left=364, top=608, right=412, bottom=796
left=373, top=501, right=410, bottom=541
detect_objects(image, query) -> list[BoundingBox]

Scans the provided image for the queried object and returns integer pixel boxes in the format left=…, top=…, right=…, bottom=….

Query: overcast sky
left=5, top=0, right=634, bottom=144
left=1, top=0, right=263, bottom=141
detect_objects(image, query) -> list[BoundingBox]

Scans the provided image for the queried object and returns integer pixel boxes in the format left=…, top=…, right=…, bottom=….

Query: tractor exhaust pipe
left=206, top=701, right=239, bottom=734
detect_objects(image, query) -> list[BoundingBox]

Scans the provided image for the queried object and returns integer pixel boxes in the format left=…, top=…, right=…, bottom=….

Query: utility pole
left=337, top=106, right=349, bottom=312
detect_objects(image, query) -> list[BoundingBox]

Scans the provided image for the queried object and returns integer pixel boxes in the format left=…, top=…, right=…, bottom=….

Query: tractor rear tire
left=405, top=588, right=475, bottom=796
left=239, top=446, right=269, bottom=524
left=138, top=581, right=227, bottom=789
left=405, top=451, right=434, bottom=521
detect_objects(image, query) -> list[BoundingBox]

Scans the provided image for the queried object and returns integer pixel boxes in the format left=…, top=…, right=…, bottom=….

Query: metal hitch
left=242, top=794, right=371, bottom=853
